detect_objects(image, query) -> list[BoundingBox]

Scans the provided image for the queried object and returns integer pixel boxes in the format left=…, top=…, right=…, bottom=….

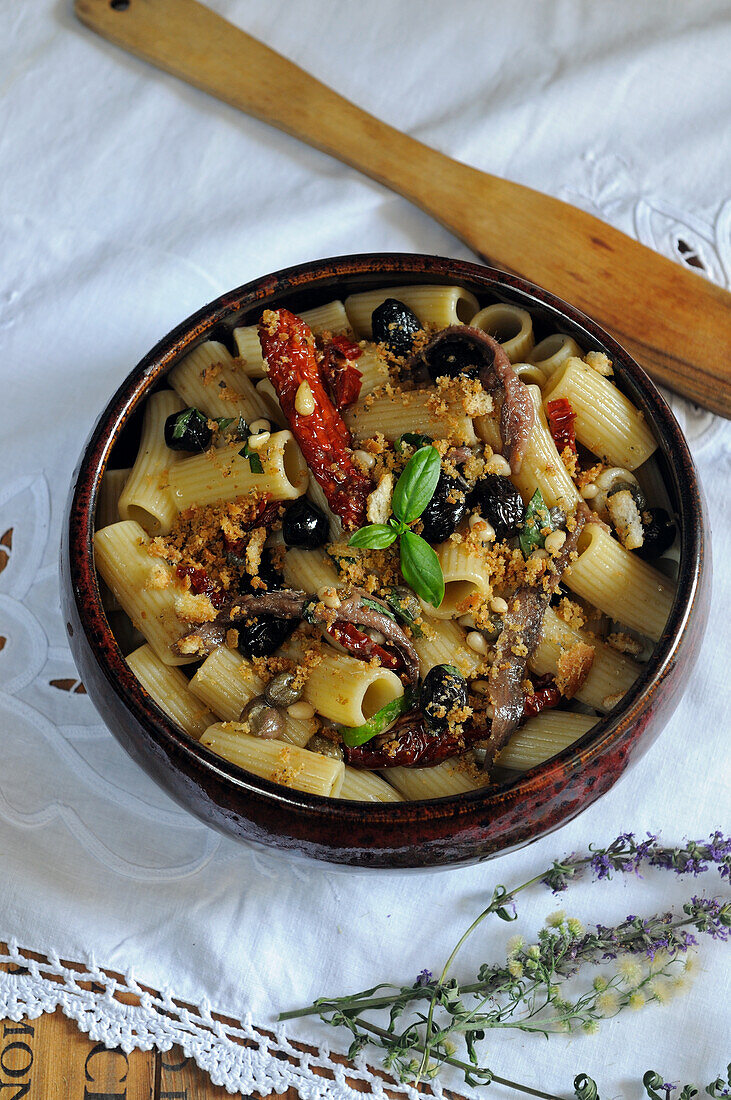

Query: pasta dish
left=93, top=284, right=676, bottom=803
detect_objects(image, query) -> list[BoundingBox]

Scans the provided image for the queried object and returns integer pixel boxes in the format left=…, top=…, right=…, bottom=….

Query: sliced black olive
left=371, top=298, right=422, bottom=357
left=422, top=333, right=482, bottom=382
left=634, top=508, right=675, bottom=560
left=164, top=407, right=212, bottom=452
left=236, top=614, right=297, bottom=659
left=470, top=474, right=525, bottom=541
left=282, top=498, right=329, bottom=549
left=419, top=472, right=469, bottom=544
left=420, top=664, right=468, bottom=735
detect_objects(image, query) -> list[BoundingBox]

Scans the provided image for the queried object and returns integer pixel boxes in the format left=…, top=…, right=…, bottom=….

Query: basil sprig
left=519, top=488, right=555, bottom=557
left=337, top=689, right=415, bottom=748
left=348, top=446, right=445, bottom=607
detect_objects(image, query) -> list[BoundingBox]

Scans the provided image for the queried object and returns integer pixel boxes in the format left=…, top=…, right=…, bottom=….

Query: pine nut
left=489, top=596, right=508, bottom=615
left=581, top=484, right=599, bottom=500
left=469, top=514, right=495, bottom=542
left=353, top=449, right=376, bottom=469
left=458, top=614, right=475, bottom=629
left=249, top=418, right=271, bottom=435
left=466, top=631, right=488, bottom=655
left=246, top=431, right=270, bottom=450
left=544, top=529, right=567, bottom=554
left=530, top=548, right=550, bottom=561
left=472, top=679, right=490, bottom=695
left=484, top=704, right=495, bottom=720
left=485, top=454, right=512, bottom=477
left=295, top=380, right=315, bottom=416
left=317, top=585, right=341, bottom=609
left=288, top=701, right=315, bottom=720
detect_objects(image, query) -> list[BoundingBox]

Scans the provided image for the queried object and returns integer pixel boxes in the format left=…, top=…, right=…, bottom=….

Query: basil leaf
left=392, top=445, right=441, bottom=524
left=519, top=488, right=554, bottom=557
left=394, top=431, right=433, bottom=454
left=360, top=596, right=397, bottom=621
left=238, top=443, right=264, bottom=474
left=399, top=530, right=444, bottom=608
left=348, top=524, right=398, bottom=549
left=215, top=416, right=236, bottom=432
left=338, top=689, right=415, bottom=747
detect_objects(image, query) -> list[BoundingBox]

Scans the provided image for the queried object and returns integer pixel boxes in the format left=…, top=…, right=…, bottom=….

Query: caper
left=482, top=614, right=504, bottom=644
left=265, top=670, right=302, bottom=708
left=307, top=734, right=344, bottom=761
left=240, top=696, right=284, bottom=740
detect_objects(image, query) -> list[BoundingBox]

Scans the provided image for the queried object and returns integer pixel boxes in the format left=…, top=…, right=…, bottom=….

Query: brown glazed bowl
left=61, top=254, right=710, bottom=869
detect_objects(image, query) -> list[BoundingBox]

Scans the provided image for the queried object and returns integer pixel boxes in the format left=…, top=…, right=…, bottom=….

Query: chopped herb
left=519, top=488, right=555, bottom=557
left=238, top=442, right=264, bottom=473
left=302, top=595, right=320, bottom=625
left=384, top=589, right=424, bottom=636
left=360, top=596, right=398, bottom=621
left=215, top=416, right=236, bottom=432
left=394, top=432, right=434, bottom=454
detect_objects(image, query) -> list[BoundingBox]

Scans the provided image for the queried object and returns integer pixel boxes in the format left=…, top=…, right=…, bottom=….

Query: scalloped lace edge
left=0, top=939, right=439, bottom=1100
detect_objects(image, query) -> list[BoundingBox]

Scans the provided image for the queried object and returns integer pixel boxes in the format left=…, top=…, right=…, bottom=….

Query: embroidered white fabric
left=1, top=2, right=730, bottom=1097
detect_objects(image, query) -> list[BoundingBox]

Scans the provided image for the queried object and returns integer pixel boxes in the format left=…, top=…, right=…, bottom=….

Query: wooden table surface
left=0, top=950, right=468, bottom=1100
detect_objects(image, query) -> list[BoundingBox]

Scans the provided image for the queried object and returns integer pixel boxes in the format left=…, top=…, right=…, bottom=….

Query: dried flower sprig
left=280, top=832, right=731, bottom=1100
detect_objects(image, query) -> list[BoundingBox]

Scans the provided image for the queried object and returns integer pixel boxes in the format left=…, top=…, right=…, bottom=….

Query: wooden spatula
left=75, top=0, right=731, bottom=418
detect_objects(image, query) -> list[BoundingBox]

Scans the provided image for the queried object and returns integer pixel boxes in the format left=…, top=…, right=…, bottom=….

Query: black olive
left=420, top=664, right=468, bottom=735
left=634, top=508, right=675, bottom=560
left=235, top=549, right=283, bottom=593
left=164, top=407, right=212, bottom=452
left=422, top=333, right=482, bottom=382
left=419, top=472, right=469, bottom=543
left=282, top=498, right=329, bottom=549
left=371, top=298, right=422, bottom=357
left=470, top=474, right=525, bottom=541
left=237, top=614, right=296, bottom=659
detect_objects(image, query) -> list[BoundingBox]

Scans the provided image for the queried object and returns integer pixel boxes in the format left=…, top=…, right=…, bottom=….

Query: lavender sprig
left=541, top=831, right=731, bottom=892
left=279, top=831, right=731, bottom=1098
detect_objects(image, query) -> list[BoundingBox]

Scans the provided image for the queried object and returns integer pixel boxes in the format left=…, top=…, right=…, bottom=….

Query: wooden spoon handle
left=75, top=0, right=731, bottom=417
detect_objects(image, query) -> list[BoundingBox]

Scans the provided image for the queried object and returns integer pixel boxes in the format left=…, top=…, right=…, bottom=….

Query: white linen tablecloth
left=1, top=2, right=729, bottom=1096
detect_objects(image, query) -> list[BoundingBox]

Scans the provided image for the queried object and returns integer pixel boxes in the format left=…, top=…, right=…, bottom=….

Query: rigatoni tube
left=126, top=644, right=214, bottom=739
left=542, top=357, right=656, bottom=469
left=168, top=430, right=308, bottom=510
left=118, top=390, right=184, bottom=536
left=94, top=520, right=193, bottom=665
left=201, top=724, right=345, bottom=797
left=563, top=523, right=674, bottom=641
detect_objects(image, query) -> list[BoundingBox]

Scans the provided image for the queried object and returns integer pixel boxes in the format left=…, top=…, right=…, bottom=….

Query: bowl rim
left=66, top=252, right=705, bottom=830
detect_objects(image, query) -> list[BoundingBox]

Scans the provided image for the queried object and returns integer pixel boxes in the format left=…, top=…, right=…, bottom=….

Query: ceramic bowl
left=61, top=254, right=711, bottom=869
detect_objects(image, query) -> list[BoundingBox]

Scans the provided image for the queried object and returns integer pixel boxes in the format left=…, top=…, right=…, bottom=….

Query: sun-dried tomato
left=326, top=621, right=401, bottom=671
left=344, top=712, right=487, bottom=769
left=258, top=309, right=371, bottom=529
left=523, top=680, right=562, bottom=719
left=320, top=350, right=363, bottom=410
left=546, top=397, right=577, bottom=454
left=175, top=564, right=226, bottom=608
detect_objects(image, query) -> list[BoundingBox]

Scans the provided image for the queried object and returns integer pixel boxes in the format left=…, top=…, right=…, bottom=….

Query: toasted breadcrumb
left=555, top=642, right=595, bottom=698
left=585, top=350, right=614, bottom=376
left=606, top=631, right=644, bottom=657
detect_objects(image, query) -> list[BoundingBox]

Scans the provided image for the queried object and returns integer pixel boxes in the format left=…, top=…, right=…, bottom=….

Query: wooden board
left=0, top=948, right=468, bottom=1100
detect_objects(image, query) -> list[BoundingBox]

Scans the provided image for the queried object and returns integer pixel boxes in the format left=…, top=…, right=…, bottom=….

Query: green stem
left=278, top=909, right=701, bottom=1022
left=355, top=1018, right=569, bottom=1100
